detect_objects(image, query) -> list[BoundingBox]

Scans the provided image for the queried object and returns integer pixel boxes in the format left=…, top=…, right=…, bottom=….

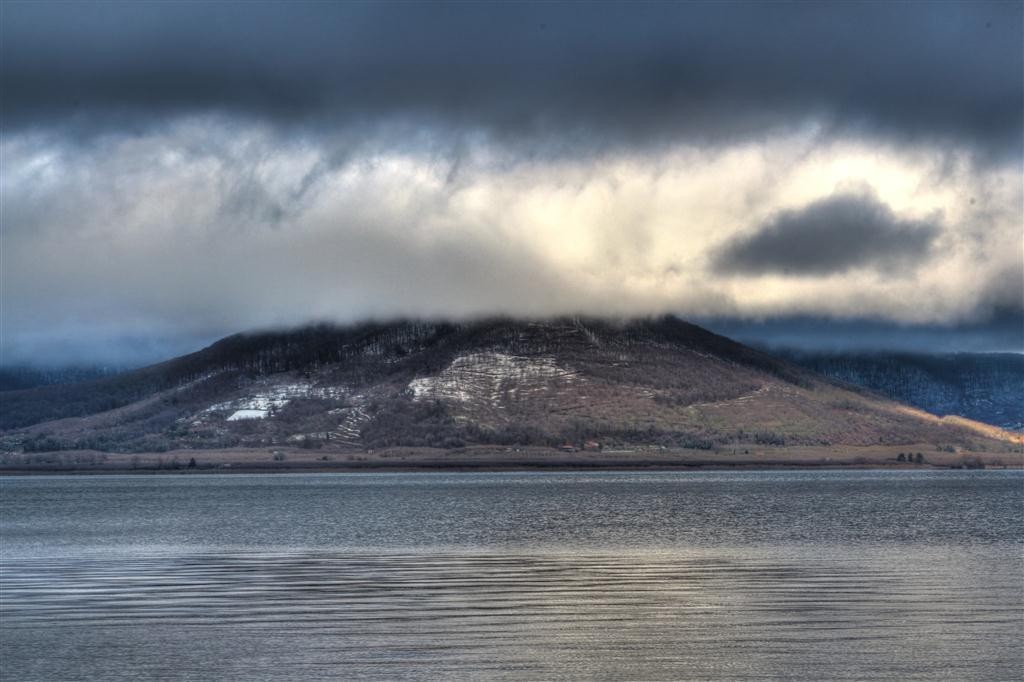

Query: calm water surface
left=1, top=470, right=1021, bottom=680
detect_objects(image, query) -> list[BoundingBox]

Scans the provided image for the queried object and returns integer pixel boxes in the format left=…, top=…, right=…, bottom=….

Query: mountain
left=776, top=351, right=1024, bottom=432
left=1, top=317, right=1018, bottom=459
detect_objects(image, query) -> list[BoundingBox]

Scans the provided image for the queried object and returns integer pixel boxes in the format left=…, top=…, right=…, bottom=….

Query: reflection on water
left=1, top=471, right=1021, bottom=680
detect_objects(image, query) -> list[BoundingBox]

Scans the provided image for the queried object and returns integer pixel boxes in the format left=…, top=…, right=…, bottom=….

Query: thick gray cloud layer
left=715, top=192, right=940, bottom=275
left=3, top=1, right=1021, bottom=161
left=2, top=1, right=1022, bottom=365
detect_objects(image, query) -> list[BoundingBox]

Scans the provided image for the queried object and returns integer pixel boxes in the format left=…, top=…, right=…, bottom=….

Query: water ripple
left=3, top=551, right=1020, bottom=680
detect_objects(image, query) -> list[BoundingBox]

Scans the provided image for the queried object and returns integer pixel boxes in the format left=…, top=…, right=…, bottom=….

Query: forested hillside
left=778, top=351, right=1023, bottom=431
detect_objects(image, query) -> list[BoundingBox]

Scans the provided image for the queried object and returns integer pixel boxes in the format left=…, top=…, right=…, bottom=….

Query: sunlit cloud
left=2, top=118, right=1019, bottom=364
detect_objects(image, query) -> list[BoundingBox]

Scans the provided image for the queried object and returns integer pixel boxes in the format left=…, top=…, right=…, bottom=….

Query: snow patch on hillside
left=227, top=409, right=268, bottom=421
left=328, top=403, right=371, bottom=446
left=174, top=370, right=226, bottom=392
left=409, top=353, right=577, bottom=405
left=205, top=381, right=348, bottom=417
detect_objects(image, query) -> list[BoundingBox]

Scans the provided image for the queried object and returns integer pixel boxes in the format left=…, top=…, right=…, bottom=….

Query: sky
left=2, top=0, right=1022, bottom=366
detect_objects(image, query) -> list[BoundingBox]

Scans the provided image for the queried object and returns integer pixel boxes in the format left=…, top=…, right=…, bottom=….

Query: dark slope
left=778, top=351, right=1024, bottom=431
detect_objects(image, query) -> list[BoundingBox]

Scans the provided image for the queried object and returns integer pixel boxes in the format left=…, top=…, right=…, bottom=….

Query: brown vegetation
left=2, top=318, right=1019, bottom=459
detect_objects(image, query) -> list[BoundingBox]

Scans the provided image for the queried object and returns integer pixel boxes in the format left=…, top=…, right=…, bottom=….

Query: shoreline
left=2, top=444, right=1020, bottom=475
left=5, top=464, right=1010, bottom=476
left=4, top=462, right=1015, bottom=473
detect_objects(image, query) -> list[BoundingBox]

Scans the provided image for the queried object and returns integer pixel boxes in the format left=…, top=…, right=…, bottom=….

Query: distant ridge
left=776, top=350, right=1024, bottom=432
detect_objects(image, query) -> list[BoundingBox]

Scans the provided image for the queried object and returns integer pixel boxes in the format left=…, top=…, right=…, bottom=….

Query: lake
left=1, top=470, right=1021, bottom=680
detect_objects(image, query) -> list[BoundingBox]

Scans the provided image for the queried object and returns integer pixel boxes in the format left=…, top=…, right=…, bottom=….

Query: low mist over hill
left=0, top=366, right=125, bottom=392
left=1, top=317, right=1017, bottom=459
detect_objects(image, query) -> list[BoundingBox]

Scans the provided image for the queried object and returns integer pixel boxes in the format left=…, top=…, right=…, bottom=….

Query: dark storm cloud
left=2, top=1, right=1021, bottom=159
left=975, top=260, right=1024, bottom=316
left=714, top=192, right=940, bottom=276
